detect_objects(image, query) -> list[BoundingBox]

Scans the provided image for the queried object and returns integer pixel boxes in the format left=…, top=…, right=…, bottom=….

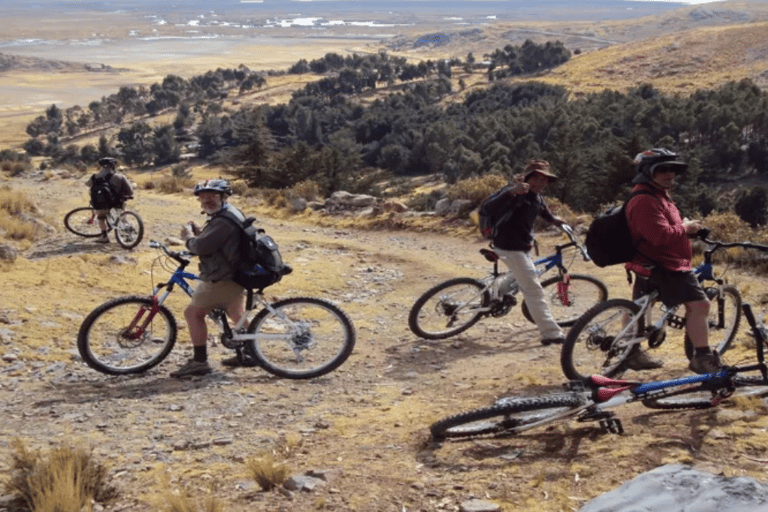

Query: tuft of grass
left=0, top=185, right=44, bottom=242
left=4, top=439, right=118, bottom=512
left=244, top=453, right=289, bottom=491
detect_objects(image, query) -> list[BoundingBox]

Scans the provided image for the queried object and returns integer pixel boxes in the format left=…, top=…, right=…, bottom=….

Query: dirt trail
left=2, top=171, right=768, bottom=512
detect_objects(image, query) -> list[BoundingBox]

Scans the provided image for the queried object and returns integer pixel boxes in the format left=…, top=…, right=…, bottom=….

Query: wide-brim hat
left=524, top=159, right=558, bottom=182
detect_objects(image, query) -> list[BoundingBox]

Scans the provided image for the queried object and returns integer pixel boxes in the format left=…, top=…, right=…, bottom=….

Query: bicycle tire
left=77, top=295, right=177, bottom=375
left=430, top=393, right=586, bottom=440
left=641, top=374, right=768, bottom=410
left=114, top=210, right=144, bottom=249
left=64, top=207, right=102, bottom=237
left=521, top=274, right=608, bottom=328
left=246, top=297, right=355, bottom=379
left=684, top=285, right=741, bottom=359
left=408, top=277, right=488, bottom=340
left=561, top=299, right=643, bottom=381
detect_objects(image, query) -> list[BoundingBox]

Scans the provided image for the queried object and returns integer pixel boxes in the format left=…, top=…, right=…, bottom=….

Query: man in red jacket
left=625, top=148, right=719, bottom=374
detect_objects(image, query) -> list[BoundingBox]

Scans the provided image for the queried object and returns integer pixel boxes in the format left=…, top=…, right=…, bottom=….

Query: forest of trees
left=16, top=40, right=768, bottom=224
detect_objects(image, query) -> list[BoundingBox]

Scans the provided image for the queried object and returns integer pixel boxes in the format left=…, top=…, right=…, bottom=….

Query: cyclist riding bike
left=86, top=157, right=134, bottom=243
left=624, top=148, right=719, bottom=374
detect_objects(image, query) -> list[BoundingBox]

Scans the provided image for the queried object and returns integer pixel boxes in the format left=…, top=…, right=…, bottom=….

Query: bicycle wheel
left=408, top=277, right=488, bottom=340
left=561, top=299, right=643, bottom=381
left=64, top=207, right=102, bottom=237
left=77, top=296, right=177, bottom=375
left=684, top=285, right=741, bottom=359
left=247, top=297, right=355, bottom=379
left=641, top=375, right=768, bottom=410
left=430, top=393, right=586, bottom=440
left=522, top=274, right=608, bottom=328
left=114, top=211, right=144, bottom=249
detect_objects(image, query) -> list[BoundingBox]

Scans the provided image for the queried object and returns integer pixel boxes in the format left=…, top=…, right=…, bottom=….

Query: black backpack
left=90, top=172, right=117, bottom=210
left=217, top=211, right=291, bottom=290
left=477, top=185, right=516, bottom=240
left=585, top=190, right=656, bottom=267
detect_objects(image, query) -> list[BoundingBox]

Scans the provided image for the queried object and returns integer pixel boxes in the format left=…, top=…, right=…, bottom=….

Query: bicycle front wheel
left=115, top=211, right=144, bottom=249
left=561, top=299, right=643, bottom=381
left=64, top=207, right=102, bottom=237
left=408, top=277, right=488, bottom=340
left=522, top=274, right=608, bottom=328
left=247, top=297, right=355, bottom=379
left=430, top=393, right=586, bottom=440
left=77, top=296, right=177, bottom=375
left=684, top=285, right=741, bottom=359
left=641, top=375, right=768, bottom=410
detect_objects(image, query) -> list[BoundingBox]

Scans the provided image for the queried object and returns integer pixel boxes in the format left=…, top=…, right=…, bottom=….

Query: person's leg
left=684, top=299, right=710, bottom=349
left=496, top=248, right=564, bottom=342
left=95, top=210, right=110, bottom=242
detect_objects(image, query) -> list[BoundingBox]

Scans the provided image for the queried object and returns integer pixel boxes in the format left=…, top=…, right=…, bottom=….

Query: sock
left=694, top=346, right=712, bottom=356
left=193, top=345, right=207, bottom=363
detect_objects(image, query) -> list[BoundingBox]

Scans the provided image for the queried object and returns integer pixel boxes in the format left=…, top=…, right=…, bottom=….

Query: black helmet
left=98, top=157, right=118, bottom=169
left=193, top=179, right=232, bottom=196
left=632, top=148, right=688, bottom=184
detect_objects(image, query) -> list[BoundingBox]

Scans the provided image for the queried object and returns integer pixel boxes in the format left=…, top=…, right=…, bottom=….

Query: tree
left=735, top=186, right=768, bottom=227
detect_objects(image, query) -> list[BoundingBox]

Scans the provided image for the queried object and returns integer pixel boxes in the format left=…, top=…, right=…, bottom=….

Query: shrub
left=244, top=453, right=289, bottom=491
left=445, top=174, right=508, bottom=204
left=4, top=439, right=118, bottom=512
left=0, top=187, right=42, bottom=241
left=289, top=180, right=320, bottom=202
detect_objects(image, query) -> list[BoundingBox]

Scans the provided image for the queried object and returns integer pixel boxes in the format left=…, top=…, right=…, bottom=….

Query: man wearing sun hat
left=490, top=159, right=568, bottom=345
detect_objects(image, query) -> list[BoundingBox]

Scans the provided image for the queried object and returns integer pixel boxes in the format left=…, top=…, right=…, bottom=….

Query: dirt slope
left=2, top=170, right=768, bottom=511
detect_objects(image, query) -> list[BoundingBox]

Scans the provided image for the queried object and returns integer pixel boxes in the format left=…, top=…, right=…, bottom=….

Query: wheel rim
left=567, top=304, right=639, bottom=379
left=412, top=281, right=485, bottom=337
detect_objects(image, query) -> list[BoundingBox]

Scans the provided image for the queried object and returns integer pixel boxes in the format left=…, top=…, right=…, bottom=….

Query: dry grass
left=244, top=454, right=290, bottom=492
left=4, top=439, right=118, bottom=512
left=0, top=185, right=44, bottom=243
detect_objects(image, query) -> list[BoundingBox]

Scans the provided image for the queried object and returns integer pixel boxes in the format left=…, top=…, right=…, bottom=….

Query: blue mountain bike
left=77, top=241, right=355, bottom=379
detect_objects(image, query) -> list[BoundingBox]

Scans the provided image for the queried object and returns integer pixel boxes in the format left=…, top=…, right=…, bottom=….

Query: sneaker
left=541, top=337, right=565, bottom=346
left=689, top=351, right=722, bottom=374
left=170, top=359, right=211, bottom=378
left=221, top=354, right=258, bottom=368
left=95, top=233, right=110, bottom=243
left=624, top=350, right=664, bottom=371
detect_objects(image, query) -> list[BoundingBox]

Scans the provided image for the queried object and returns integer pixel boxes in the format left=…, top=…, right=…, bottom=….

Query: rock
left=0, top=244, right=17, bottom=263
left=435, top=198, right=451, bottom=216
left=289, top=197, right=308, bottom=212
left=283, top=474, right=325, bottom=492
left=459, top=499, right=501, bottom=512
left=578, top=464, right=768, bottom=512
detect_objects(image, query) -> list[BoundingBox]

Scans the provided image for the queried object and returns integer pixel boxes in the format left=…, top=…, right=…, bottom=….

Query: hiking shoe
left=95, top=233, right=110, bottom=243
left=221, top=354, right=258, bottom=368
left=170, top=359, right=211, bottom=378
left=689, top=351, right=722, bottom=374
left=541, top=337, right=565, bottom=346
left=623, top=351, right=664, bottom=371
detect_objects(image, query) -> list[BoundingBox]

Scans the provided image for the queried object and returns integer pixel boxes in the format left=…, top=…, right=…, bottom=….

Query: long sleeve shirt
left=492, top=191, right=558, bottom=252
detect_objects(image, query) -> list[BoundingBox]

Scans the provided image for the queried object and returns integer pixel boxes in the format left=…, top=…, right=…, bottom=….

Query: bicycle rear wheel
left=684, top=285, right=741, bottom=359
left=430, top=393, right=586, bottom=440
left=64, top=207, right=102, bottom=237
left=561, top=299, right=643, bottom=381
left=408, top=277, right=488, bottom=340
left=641, top=375, right=768, bottom=410
left=77, top=296, right=177, bottom=375
left=247, top=297, right=355, bottom=379
left=115, top=211, right=144, bottom=249
left=522, top=274, right=608, bottom=328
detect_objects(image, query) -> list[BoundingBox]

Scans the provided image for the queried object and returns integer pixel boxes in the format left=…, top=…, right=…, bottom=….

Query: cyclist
left=625, top=148, right=719, bottom=374
left=489, top=159, right=568, bottom=345
left=86, top=157, right=134, bottom=243
left=171, top=179, right=250, bottom=378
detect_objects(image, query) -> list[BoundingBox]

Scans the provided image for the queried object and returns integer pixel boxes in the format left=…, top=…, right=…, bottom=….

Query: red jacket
left=625, top=184, right=691, bottom=271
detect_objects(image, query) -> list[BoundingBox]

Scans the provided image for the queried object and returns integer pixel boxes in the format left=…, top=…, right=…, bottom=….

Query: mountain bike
left=561, top=230, right=768, bottom=381
left=430, top=302, right=768, bottom=440
left=64, top=205, right=144, bottom=249
left=77, top=241, right=356, bottom=379
left=408, top=225, right=608, bottom=340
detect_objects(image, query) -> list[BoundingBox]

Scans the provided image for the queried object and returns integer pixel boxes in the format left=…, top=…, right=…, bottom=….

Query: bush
left=445, top=174, right=509, bottom=204
left=0, top=187, right=43, bottom=241
left=289, top=180, right=320, bottom=202
left=4, top=439, right=118, bottom=512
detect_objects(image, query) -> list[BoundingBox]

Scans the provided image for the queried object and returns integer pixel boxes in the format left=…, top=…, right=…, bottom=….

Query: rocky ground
left=2, top=169, right=768, bottom=512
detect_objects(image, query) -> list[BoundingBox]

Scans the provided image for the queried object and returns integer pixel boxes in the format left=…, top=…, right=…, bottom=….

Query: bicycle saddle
left=480, top=248, right=499, bottom=262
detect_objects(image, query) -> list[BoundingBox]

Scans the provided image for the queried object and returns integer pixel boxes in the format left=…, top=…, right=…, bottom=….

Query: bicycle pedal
left=667, top=314, right=686, bottom=329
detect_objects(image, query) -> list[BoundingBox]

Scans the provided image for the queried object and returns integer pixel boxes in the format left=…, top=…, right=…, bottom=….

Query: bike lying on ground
left=408, top=225, right=608, bottom=340
left=430, top=302, right=768, bottom=440
left=561, top=230, right=768, bottom=381
left=77, top=241, right=356, bottom=379
left=64, top=205, right=144, bottom=249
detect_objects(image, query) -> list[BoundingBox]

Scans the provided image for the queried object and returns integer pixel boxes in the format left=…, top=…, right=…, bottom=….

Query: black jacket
left=491, top=191, right=557, bottom=251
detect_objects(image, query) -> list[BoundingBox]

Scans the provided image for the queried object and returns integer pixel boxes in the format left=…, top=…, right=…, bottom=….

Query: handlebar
left=558, top=224, right=591, bottom=262
left=695, top=228, right=768, bottom=253
left=149, top=240, right=192, bottom=264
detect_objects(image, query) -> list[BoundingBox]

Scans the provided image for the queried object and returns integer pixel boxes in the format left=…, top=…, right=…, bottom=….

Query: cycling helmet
left=193, top=179, right=232, bottom=196
left=98, top=157, right=118, bottom=169
left=632, top=148, right=688, bottom=184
